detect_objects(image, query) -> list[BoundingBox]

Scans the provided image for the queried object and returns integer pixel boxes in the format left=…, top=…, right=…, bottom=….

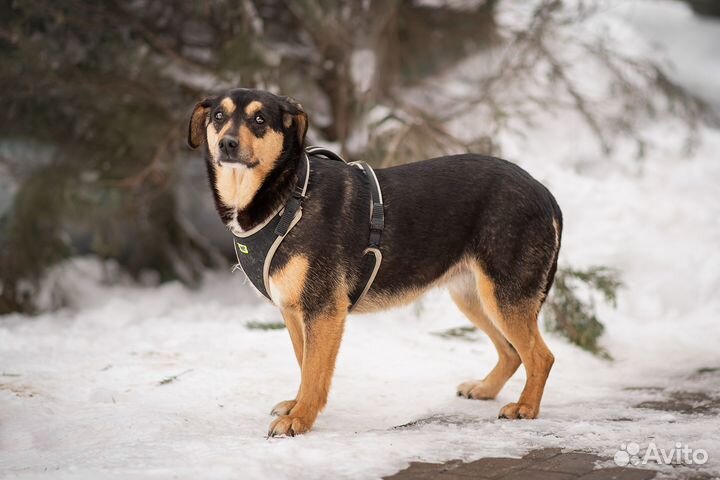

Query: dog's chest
left=226, top=211, right=244, bottom=237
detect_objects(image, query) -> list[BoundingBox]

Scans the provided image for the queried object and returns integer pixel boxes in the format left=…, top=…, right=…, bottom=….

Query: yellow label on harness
left=236, top=242, right=249, bottom=254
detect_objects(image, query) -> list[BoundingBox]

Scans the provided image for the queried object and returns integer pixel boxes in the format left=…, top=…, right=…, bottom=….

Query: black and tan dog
left=188, top=89, right=562, bottom=437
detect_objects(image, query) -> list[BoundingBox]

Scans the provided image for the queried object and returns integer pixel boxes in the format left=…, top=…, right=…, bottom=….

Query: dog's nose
left=220, top=136, right=239, bottom=155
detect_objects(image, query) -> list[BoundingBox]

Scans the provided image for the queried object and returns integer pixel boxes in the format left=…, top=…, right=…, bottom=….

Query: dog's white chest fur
left=227, top=211, right=245, bottom=236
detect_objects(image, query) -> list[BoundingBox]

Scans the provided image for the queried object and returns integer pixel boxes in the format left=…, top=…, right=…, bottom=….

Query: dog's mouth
left=218, top=155, right=260, bottom=169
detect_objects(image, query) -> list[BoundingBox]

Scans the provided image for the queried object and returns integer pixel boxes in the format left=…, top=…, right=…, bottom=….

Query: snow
left=617, top=0, right=720, bottom=108
left=351, top=49, right=376, bottom=94
left=3, top=1, right=720, bottom=479
left=3, top=215, right=720, bottom=479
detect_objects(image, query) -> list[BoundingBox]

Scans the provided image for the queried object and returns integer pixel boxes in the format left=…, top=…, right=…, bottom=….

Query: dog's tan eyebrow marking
left=220, top=97, right=236, bottom=114
left=244, top=100, right=263, bottom=116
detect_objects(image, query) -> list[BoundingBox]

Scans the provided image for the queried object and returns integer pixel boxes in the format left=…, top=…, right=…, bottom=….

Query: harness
left=231, top=146, right=384, bottom=311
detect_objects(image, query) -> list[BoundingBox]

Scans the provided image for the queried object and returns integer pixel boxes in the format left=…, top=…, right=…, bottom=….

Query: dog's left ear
left=187, top=97, right=215, bottom=149
left=281, top=96, right=309, bottom=148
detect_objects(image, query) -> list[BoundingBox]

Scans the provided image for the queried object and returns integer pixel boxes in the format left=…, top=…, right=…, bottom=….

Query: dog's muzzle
left=218, top=136, right=259, bottom=168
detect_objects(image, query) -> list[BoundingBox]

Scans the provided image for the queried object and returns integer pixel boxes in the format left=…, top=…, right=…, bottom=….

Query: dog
left=187, top=88, right=562, bottom=437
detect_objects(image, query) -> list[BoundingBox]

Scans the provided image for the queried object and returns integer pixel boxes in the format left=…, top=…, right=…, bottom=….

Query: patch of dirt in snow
left=634, top=368, right=720, bottom=416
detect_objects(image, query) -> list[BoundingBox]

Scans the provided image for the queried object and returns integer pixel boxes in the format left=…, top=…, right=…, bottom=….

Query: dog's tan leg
left=450, top=277, right=521, bottom=400
left=283, top=307, right=305, bottom=367
left=472, top=265, right=554, bottom=419
left=495, top=308, right=554, bottom=419
left=268, top=305, right=347, bottom=437
left=270, top=307, right=304, bottom=416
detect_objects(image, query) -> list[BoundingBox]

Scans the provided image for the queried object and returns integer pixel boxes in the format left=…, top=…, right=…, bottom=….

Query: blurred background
left=0, top=0, right=717, bottom=319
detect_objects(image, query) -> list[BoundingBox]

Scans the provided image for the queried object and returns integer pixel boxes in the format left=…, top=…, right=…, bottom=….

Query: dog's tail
left=542, top=198, right=563, bottom=301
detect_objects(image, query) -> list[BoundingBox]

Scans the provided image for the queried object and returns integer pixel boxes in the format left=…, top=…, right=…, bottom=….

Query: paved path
left=385, top=367, right=720, bottom=480
left=384, top=448, right=706, bottom=480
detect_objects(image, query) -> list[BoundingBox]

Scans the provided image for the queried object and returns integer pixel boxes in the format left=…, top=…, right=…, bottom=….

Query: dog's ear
left=281, top=96, right=309, bottom=148
left=187, top=97, right=215, bottom=149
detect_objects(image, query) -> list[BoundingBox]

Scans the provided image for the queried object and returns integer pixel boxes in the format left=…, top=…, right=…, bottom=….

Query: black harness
left=231, top=146, right=384, bottom=311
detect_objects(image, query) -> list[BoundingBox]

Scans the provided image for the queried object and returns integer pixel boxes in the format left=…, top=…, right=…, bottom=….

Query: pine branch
left=544, top=266, right=622, bottom=359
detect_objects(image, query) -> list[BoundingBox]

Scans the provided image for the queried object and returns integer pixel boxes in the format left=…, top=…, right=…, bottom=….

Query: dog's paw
left=498, top=402, right=538, bottom=419
left=267, top=414, right=312, bottom=438
left=456, top=380, right=498, bottom=400
left=270, top=399, right=297, bottom=416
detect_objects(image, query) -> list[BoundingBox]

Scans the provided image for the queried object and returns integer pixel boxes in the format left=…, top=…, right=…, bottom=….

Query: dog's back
left=355, top=154, right=562, bottom=314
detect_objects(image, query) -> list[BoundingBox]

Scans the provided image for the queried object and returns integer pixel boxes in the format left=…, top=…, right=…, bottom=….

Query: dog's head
left=187, top=89, right=308, bottom=168
left=187, top=89, right=309, bottom=213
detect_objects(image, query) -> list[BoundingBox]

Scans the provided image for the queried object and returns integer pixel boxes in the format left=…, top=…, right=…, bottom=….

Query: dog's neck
left=209, top=150, right=302, bottom=234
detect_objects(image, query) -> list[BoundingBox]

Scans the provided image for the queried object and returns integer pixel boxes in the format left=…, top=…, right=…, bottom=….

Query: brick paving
left=384, top=448, right=658, bottom=480
left=385, top=367, right=720, bottom=480
left=632, top=367, right=720, bottom=416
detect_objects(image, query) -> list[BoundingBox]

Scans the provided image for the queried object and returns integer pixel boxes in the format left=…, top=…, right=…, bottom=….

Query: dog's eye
left=254, top=115, right=264, bottom=124
left=214, top=111, right=224, bottom=121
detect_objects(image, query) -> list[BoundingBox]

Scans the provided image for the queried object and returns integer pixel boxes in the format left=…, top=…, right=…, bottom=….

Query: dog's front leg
left=270, top=307, right=305, bottom=417
left=268, top=306, right=346, bottom=437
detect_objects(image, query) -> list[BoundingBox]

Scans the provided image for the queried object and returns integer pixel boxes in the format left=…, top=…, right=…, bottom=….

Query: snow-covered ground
left=2, top=1, right=720, bottom=479
left=2, top=136, right=719, bottom=479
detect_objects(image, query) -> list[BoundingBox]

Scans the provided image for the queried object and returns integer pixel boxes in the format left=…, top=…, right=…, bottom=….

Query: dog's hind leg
left=494, top=305, right=554, bottom=420
left=450, top=274, right=521, bottom=400
left=471, top=265, right=554, bottom=419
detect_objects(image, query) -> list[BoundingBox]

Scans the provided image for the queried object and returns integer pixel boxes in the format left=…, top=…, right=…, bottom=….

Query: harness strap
left=274, top=153, right=310, bottom=237
left=348, top=161, right=384, bottom=310
left=305, top=146, right=348, bottom=163
left=304, top=147, right=384, bottom=309
left=362, top=162, right=384, bottom=248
